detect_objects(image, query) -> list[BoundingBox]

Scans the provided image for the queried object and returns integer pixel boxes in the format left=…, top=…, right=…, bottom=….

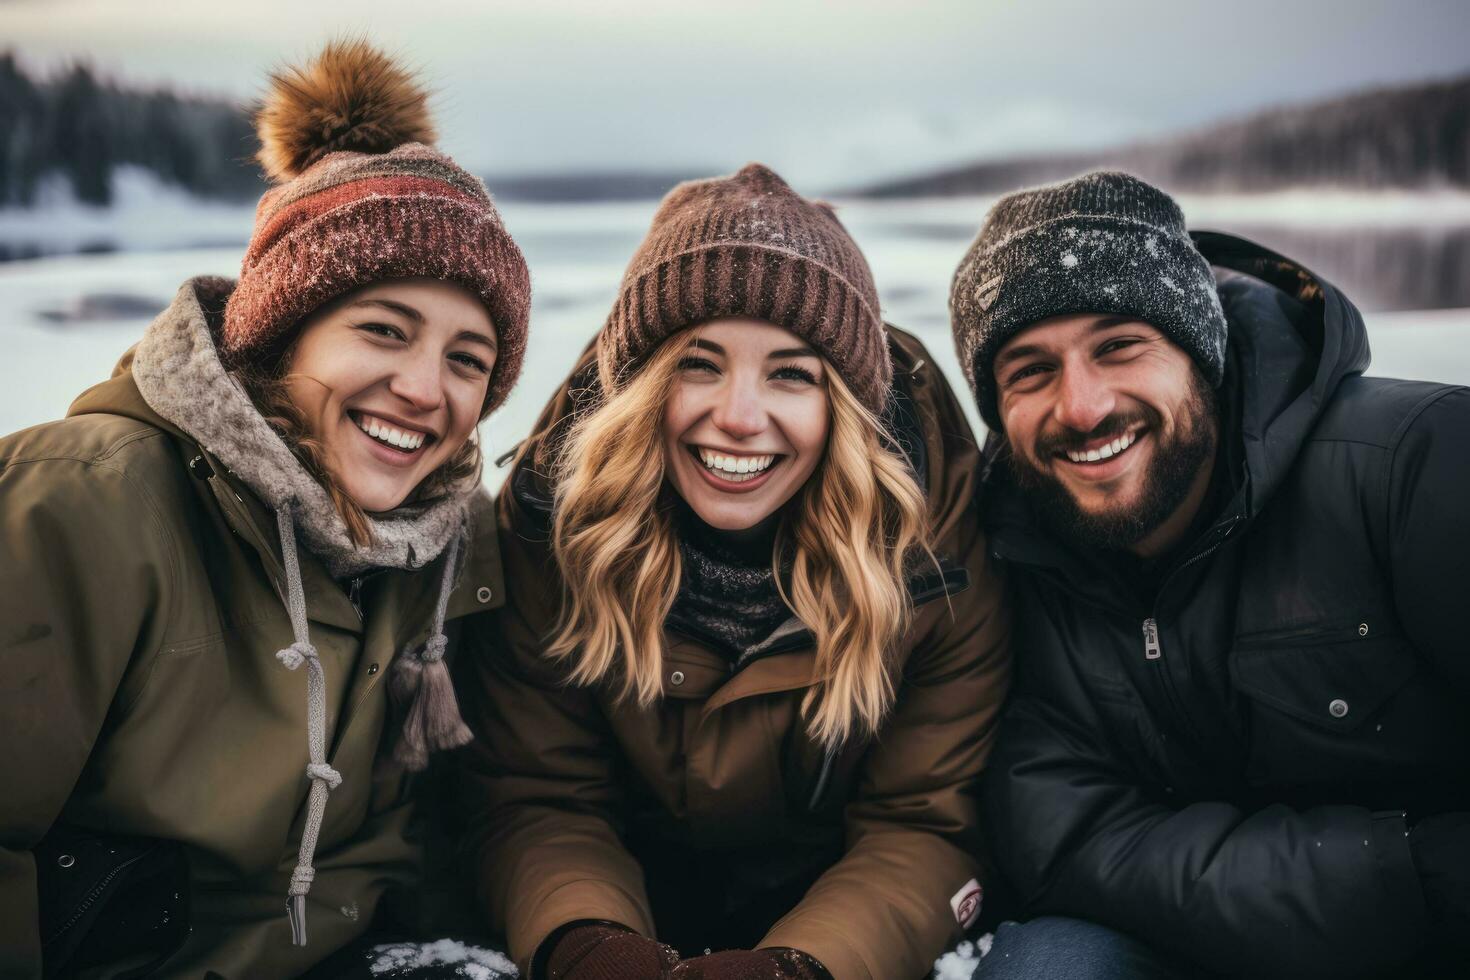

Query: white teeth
left=697, top=448, right=776, bottom=476
left=355, top=414, right=427, bottom=452
left=1065, top=430, right=1139, bottom=465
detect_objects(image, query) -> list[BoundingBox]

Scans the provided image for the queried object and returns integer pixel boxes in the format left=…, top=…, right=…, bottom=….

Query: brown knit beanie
left=222, top=40, right=531, bottom=417
left=599, top=163, right=890, bottom=412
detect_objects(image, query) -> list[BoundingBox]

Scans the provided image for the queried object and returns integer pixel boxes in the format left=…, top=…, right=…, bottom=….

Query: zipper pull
left=1142, top=618, right=1162, bottom=660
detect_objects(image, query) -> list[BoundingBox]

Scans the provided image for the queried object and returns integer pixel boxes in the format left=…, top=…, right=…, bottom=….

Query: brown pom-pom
left=255, top=38, right=435, bottom=183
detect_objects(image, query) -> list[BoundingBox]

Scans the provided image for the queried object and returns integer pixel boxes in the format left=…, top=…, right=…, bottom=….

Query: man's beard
left=1007, top=369, right=1219, bottom=553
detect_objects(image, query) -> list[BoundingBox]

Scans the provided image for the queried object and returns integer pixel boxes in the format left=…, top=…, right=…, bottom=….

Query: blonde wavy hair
left=544, top=329, right=932, bottom=748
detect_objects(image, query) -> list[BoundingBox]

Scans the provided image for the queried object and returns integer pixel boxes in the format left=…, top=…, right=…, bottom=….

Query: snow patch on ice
left=932, top=935, right=992, bottom=979
left=367, top=939, right=517, bottom=978
left=0, top=167, right=256, bottom=257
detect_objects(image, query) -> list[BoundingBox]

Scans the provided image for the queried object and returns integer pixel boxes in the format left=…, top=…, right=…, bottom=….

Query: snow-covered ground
left=3, top=190, right=1467, bottom=490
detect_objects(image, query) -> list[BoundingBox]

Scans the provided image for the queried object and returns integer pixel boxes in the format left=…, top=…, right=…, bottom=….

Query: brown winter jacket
left=456, top=327, right=1012, bottom=980
left=0, top=283, right=504, bottom=979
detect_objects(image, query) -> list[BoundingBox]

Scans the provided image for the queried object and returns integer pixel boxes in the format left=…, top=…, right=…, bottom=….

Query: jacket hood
left=72, top=276, right=476, bottom=578
left=1193, top=231, right=1370, bottom=516
left=986, top=231, right=1371, bottom=574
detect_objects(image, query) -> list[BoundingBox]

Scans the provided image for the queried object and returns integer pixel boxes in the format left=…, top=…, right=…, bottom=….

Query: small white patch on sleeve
left=1060, top=251, right=1079, bottom=268
left=950, top=877, right=983, bottom=928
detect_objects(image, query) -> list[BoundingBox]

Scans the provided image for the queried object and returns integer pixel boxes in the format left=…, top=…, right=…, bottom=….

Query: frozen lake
left=2, top=195, right=1467, bottom=487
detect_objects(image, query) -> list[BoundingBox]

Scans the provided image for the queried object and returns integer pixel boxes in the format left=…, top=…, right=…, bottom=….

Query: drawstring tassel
left=391, top=634, right=473, bottom=770
left=390, top=532, right=473, bottom=771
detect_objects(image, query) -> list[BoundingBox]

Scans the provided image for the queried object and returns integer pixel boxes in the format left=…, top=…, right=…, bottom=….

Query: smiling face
left=283, top=278, right=497, bottom=513
left=661, top=318, right=831, bottom=531
left=993, top=312, right=1219, bottom=556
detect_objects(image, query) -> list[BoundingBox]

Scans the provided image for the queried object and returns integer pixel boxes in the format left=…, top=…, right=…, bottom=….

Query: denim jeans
left=970, top=916, right=1191, bottom=980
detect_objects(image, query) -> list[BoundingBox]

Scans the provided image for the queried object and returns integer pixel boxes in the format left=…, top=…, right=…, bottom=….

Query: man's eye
left=1007, top=364, right=1048, bottom=386
left=1098, top=338, right=1140, bottom=356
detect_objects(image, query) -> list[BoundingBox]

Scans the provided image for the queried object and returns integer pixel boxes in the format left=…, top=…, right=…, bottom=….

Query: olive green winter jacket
left=0, top=282, right=504, bottom=979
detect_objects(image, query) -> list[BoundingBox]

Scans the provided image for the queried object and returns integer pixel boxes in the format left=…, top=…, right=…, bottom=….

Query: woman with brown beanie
left=456, top=164, right=1012, bottom=979
left=0, top=41, right=529, bottom=978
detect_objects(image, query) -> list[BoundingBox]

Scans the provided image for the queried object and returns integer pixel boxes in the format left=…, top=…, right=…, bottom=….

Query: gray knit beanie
left=949, top=170, right=1227, bottom=430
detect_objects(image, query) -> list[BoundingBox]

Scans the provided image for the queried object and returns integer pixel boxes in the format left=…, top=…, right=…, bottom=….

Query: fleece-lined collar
left=133, top=276, right=473, bottom=578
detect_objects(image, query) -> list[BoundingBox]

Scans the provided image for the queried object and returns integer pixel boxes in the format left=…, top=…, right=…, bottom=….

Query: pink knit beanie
left=221, top=40, right=530, bottom=417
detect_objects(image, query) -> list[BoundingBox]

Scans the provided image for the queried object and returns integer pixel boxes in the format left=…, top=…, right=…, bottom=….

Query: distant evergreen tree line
left=0, top=53, right=262, bottom=207
left=862, top=75, right=1470, bottom=197
left=3, top=52, right=1467, bottom=207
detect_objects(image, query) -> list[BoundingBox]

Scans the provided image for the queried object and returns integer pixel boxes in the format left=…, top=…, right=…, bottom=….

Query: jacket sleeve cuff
left=761, top=916, right=875, bottom=980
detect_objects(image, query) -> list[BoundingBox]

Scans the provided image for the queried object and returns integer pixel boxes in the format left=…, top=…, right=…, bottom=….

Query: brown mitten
left=671, top=948, right=831, bottom=980
left=546, top=924, right=680, bottom=980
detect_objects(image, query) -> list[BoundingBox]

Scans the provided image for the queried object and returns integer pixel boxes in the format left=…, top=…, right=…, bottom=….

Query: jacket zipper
left=1138, top=523, right=1238, bottom=744
left=47, top=853, right=147, bottom=942
left=1142, top=618, right=1162, bottom=660
left=1139, top=613, right=1210, bottom=750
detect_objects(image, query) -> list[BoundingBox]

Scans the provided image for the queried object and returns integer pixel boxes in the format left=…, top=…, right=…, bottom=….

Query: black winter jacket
left=981, top=232, right=1470, bottom=978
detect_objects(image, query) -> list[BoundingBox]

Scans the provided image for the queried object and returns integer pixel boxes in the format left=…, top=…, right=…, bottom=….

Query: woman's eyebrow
left=347, top=298, right=423, bottom=323
left=455, top=329, right=497, bottom=352
left=689, top=338, right=725, bottom=355
left=769, top=346, right=817, bottom=359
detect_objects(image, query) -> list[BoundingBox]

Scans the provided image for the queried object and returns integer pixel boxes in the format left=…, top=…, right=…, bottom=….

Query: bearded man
left=950, top=171, right=1470, bottom=979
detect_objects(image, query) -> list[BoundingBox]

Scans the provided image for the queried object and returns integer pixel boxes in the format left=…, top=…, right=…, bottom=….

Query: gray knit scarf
left=133, top=277, right=476, bottom=946
left=666, top=505, right=794, bottom=666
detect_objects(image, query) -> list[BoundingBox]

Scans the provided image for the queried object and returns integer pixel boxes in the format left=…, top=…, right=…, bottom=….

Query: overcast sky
left=5, top=0, right=1469, bottom=189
